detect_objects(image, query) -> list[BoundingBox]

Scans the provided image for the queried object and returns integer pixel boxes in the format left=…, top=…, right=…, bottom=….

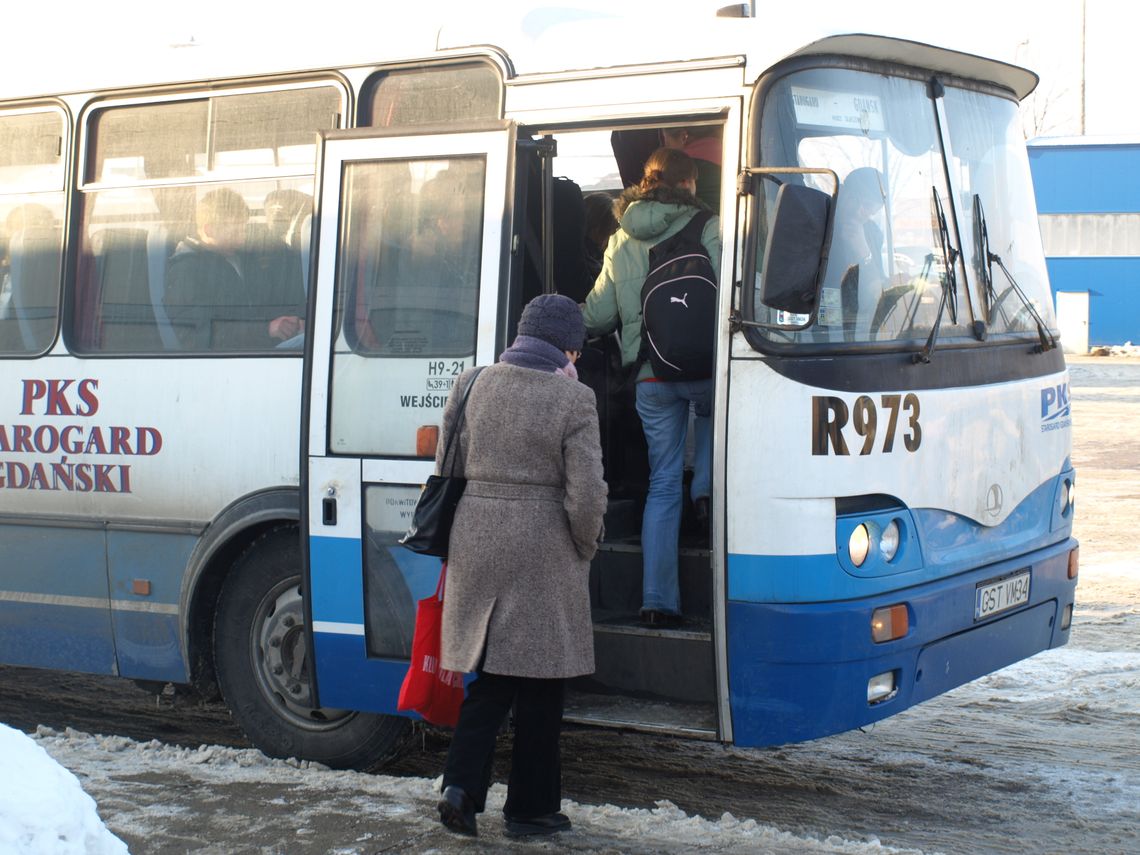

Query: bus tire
left=213, top=525, right=411, bottom=771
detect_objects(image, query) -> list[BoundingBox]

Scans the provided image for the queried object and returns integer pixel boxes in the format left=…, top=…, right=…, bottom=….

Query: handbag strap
left=440, top=366, right=486, bottom=477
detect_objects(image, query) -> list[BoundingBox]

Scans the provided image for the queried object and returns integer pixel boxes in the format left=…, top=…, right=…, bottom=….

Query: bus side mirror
left=758, top=184, right=830, bottom=315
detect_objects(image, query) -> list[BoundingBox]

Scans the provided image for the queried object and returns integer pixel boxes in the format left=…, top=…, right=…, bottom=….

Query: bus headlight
left=849, top=524, right=870, bottom=567
left=879, top=519, right=901, bottom=561
left=1059, top=478, right=1075, bottom=516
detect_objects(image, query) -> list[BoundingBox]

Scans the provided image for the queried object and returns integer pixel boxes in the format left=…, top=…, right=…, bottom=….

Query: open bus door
left=302, top=123, right=515, bottom=715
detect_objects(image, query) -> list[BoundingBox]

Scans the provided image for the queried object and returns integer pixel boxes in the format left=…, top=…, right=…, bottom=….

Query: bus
left=0, top=7, right=1078, bottom=769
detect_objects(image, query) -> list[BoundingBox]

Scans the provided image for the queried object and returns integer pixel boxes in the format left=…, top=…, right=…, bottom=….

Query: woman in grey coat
left=436, top=294, right=607, bottom=839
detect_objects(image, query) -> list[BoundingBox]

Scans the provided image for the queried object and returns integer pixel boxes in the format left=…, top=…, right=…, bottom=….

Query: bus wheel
left=214, top=526, right=410, bottom=770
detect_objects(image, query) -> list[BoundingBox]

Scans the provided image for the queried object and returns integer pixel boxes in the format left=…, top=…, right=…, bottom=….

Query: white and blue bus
left=0, top=8, right=1078, bottom=768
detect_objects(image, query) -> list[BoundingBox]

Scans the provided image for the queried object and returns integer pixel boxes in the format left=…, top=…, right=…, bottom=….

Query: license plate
left=974, top=570, right=1031, bottom=621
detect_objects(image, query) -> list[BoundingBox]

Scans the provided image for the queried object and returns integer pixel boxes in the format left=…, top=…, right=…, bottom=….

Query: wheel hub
left=252, top=579, right=354, bottom=731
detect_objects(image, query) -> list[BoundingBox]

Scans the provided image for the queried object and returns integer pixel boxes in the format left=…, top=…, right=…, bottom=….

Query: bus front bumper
left=725, top=537, right=1078, bottom=747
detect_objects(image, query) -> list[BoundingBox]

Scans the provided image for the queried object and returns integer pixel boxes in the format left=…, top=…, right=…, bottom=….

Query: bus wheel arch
left=211, top=524, right=411, bottom=770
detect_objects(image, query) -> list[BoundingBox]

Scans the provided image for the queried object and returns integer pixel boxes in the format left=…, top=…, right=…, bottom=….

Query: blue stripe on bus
left=312, top=629, right=407, bottom=713
left=106, top=529, right=196, bottom=681
left=0, top=601, right=116, bottom=674
left=0, top=524, right=110, bottom=598
left=728, top=472, right=1074, bottom=603
left=107, top=529, right=195, bottom=606
left=726, top=537, right=1075, bottom=747
left=309, top=535, right=365, bottom=625
left=111, top=609, right=186, bottom=682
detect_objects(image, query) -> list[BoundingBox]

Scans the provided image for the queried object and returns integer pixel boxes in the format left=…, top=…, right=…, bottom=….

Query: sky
left=3, top=1, right=1131, bottom=138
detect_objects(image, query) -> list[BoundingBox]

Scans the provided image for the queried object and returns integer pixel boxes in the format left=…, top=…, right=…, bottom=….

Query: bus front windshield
left=942, top=86, right=1057, bottom=337
left=751, top=66, right=1057, bottom=348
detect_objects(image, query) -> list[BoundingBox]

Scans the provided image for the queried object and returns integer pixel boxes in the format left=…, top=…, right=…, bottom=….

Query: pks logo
left=1040, top=382, right=1071, bottom=432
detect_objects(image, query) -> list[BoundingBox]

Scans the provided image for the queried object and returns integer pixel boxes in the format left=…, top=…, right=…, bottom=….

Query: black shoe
left=438, top=785, right=477, bottom=836
left=640, top=609, right=683, bottom=628
left=693, top=496, right=710, bottom=529
left=504, top=812, right=571, bottom=837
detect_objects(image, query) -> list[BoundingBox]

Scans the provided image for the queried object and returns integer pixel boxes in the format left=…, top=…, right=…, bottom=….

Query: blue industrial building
left=1028, top=137, right=1140, bottom=348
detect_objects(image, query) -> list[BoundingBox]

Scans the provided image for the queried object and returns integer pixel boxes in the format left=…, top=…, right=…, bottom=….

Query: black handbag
left=398, top=367, right=485, bottom=556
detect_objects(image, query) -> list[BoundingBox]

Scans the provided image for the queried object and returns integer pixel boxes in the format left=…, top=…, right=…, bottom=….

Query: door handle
left=322, top=497, right=337, bottom=526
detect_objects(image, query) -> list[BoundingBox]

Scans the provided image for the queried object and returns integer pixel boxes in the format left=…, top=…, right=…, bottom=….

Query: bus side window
left=1, top=220, right=61, bottom=354
left=89, top=227, right=163, bottom=352
left=0, top=109, right=66, bottom=357
left=146, top=226, right=180, bottom=350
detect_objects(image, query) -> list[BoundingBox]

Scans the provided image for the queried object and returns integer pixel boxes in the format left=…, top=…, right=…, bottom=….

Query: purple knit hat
left=516, top=294, right=586, bottom=351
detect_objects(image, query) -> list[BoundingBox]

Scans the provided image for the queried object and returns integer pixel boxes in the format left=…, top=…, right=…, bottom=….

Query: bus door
left=303, top=123, right=516, bottom=712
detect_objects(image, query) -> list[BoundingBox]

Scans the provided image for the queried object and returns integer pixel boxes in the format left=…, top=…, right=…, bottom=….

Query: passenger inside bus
left=355, top=165, right=481, bottom=355
left=661, top=125, right=722, bottom=212
left=163, top=188, right=306, bottom=351
left=824, top=166, right=887, bottom=335
left=263, top=189, right=312, bottom=246
left=582, top=192, right=618, bottom=283
left=581, top=147, right=720, bottom=627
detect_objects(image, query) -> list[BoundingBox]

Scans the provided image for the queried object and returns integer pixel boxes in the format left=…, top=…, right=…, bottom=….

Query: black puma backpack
left=639, top=210, right=717, bottom=382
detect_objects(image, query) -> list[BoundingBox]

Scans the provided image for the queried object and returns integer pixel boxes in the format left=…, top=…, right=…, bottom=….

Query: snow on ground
left=0, top=723, right=128, bottom=855
left=29, top=726, right=929, bottom=855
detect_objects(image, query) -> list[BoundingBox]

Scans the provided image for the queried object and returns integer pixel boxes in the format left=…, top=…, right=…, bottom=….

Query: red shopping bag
left=396, top=562, right=465, bottom=727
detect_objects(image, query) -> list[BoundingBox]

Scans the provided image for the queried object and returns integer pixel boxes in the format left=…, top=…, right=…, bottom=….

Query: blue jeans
left=635, top=378, right=712, bottom=615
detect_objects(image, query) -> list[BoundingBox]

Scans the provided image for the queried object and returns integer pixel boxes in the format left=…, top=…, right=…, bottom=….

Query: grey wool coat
left=437, top=363, right=607, bottom=679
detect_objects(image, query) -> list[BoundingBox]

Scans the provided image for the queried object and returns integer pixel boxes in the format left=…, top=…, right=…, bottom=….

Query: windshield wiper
left=913, top=187, right=959, bottom=364
left=974, top=194, right=1057, bottom=353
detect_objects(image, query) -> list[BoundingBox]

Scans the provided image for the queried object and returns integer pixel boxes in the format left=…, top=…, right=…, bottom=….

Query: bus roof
left=2, top=5, right=1036, bottom=101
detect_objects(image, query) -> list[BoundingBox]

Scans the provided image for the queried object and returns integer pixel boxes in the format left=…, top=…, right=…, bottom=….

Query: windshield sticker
left=816, top=288, right=842, bottom=328
left=792, top=87, right=885, bottom=133
left=812, top=393, right=922, bottom=456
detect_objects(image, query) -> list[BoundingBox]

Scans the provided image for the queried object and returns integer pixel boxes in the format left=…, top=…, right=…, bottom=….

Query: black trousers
left=441, top=670, right=565, bottom=818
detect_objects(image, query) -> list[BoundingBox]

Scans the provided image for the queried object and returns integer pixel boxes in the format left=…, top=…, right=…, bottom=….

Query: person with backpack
left=582, top=147, right=721, bottom=627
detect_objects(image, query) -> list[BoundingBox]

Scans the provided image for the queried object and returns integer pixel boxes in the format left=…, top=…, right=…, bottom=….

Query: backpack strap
left=678, top=209, right=715, bottom=245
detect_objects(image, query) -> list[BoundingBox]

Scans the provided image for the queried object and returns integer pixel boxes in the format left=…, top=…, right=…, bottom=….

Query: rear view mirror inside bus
left=758, top=183, right=830, bottom=317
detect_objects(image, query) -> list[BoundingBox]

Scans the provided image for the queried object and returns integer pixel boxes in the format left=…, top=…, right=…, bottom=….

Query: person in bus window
left=263, top=189, right=312, bottom=246
left=661, top=125, right=722, bottom=212
left=826, top=166, right=886, bottom=333
left=436, top=294, right=607, bottom=839
left=581, top=148, right=720, bottom=628
left=164, top=188, right=305, bottom=351
left=398, top=167, right=481, bottom=354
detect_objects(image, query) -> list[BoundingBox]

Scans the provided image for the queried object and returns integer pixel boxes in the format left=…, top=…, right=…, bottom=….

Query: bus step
left=586, top=611, right=714, bottom=704
left=590, top=548, right=712, bottom=618
left=563, top=687, right=717, bottom=739
left=592, top=611, right=711, bottom=642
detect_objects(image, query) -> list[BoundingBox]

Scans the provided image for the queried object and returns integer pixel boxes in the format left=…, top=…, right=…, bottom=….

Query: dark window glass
left=329, top=157, right=485, bottom=456
left=75, top=85, right=340, bottom=354
left=0, top=109, right=66, bottom=355
left=366, top=63, right=501, bottom=128
left=362, top=484, right=443, bottom=659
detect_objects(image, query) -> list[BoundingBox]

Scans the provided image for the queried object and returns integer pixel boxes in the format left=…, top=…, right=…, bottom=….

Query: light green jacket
left=582, top=187, right=721, bottom=380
